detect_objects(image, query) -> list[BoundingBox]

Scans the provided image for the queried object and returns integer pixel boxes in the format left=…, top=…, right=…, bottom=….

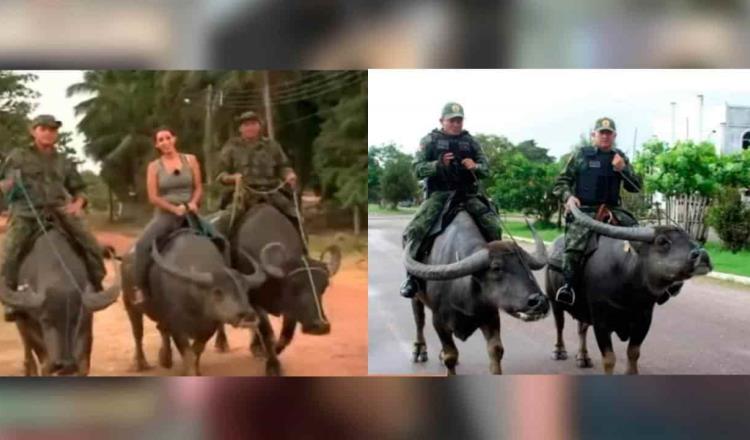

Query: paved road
left=368, top=215, right=750, bottom=375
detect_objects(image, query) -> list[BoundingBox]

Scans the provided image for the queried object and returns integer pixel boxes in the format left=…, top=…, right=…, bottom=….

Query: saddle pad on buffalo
left=547, top=234, right=600, bottom=272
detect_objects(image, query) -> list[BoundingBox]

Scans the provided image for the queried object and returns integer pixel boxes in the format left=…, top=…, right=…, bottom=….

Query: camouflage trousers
left=403, top=191, right=502, bottom=259
left=1, top=213, right=107, bottom=289
left=562, top=206, right=638, bottom=282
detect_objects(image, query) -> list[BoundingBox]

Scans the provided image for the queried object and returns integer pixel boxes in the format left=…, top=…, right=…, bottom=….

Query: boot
left=400, top=275, right=420, bottom=298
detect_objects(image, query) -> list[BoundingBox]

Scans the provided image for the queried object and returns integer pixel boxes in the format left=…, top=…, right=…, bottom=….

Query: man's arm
left=0, top=150, right=18, bottom=195
left=272, top=140, right=295, bottom=181
left=552, top=152, right=578, bottom=204
left=617, top=150, right=642, bottom=193
left=472, top=140, right=490, bottom=179
left=215, top=142, right=238, bottom=186
left=63, top=158, right=88, bottom=210
left=413, top=135, right=443, bottom=179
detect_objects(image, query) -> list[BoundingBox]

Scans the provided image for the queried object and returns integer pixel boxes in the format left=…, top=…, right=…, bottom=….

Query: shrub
left=707, top=188, right=750, bottom=252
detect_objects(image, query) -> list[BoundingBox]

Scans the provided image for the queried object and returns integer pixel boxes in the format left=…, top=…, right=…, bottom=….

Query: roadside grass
left=368, top=203, right=418, bottom=215
left=503, top=220, right=750, bottom=278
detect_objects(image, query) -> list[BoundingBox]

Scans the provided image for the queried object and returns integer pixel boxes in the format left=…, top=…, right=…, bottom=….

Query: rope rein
left=229, top=176, right=324, bottom=321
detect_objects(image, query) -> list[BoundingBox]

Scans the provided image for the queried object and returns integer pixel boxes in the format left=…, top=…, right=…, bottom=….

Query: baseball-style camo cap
left=594, top=117, right=616, bottom=132
left=236, top=110, right=262, bottom=123
left=441, top=102, right=464, bottom=119
left=31, top=114, right=62, bottom=128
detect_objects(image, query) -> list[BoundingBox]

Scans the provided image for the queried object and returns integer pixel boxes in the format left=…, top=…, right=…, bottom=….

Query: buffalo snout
left=692, top=248, right=713, bottom=275
left=233, top=310, right=260, bottom=329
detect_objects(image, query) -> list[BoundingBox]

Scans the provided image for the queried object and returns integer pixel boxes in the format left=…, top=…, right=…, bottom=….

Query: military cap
left=594, top=117, right=616, bottom=133
left=441, top=102, right=465, bottom=119
left=31, top=114, right=62, bottom=129
left=236, top=111, right=262, bottom=123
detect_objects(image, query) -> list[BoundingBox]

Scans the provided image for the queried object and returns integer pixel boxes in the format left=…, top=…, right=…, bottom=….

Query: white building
left=720, top=104, right=750, bottom=155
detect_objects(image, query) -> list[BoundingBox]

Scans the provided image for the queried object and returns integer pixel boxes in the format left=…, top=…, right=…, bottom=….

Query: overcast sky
left=368, top=69, right=750, bottom=160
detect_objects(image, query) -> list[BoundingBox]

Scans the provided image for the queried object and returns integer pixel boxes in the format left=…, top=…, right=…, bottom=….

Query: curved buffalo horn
left=570, top=204, right=655, bottom=242
left=0, top=284, right=45, bottom=310
left=320, top=245, right=342, bottom=276
left=403, top=243, right=490, bottom=280
left=81, top=284, right=120, bottom=312
left=518, top=219, right=547, bottom=270
left=151, top=241, right=214, bottom=287
left=259, top=242, right=287, bottom=278
left=237, top=249, right=267, bottom=288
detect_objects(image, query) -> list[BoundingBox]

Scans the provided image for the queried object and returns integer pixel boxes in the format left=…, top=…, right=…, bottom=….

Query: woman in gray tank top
left=132, top=126, right=204, bottom=302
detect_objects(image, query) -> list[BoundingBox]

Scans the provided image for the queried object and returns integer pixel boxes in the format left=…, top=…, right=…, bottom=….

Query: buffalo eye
left=655, top=236, right=671, bottom=250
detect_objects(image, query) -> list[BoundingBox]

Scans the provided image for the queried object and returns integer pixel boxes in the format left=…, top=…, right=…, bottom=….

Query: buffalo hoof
left=130, top=358, right=152, bottom=372
left=159, top=347, right=173, bottom=369
left=412, top=342, right=428, bottom=363
left=214, top=338, right=230, bottom=353
left=265, top=360, right=282, bottom=376
left=24, top=362, right=38, bottom=377
left=250, top=341, right=267, bottom=358
left=552, top=349, right=568, bottom=361
left=275, top=341, right=289, bottom=355
left=576, top=355, right=593, bottom=368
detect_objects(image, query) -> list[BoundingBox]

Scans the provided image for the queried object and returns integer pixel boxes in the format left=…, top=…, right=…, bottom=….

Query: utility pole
left=262, top=70, right=275, bottom=140
left=632, top=127, right=638, bottom=157
left=669, top=101, right=677, bottom=145
left=697, top=94, right=704, bottom=141
left=202, top=84, right=215, bottom=206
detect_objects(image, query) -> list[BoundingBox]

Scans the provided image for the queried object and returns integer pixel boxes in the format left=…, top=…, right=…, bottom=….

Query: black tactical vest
left=425, top=130, right=479, bottom=195
left=574, top=147, right=622, bottom=206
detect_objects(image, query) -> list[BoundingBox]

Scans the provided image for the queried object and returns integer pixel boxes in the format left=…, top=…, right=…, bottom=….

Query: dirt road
left=0, top=229, right=367, bottom=376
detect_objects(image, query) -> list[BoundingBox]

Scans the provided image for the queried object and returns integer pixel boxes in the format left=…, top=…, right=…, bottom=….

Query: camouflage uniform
left=0, top=117, right=106, bottom=291
left=552, top=117, right=641, bottom=300
left=213, top=112, right=299, bottom=239
left=403, top=130, right=500, bottom=258
left=402, top=102, right=501, bottom=257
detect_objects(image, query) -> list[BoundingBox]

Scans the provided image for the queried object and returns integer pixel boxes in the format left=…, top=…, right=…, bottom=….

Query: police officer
left=400, top=102, right=502, bottom=298
left=213, top=111, right=301, bottom=239
left=552, top=117, right=641, bottom=304
left=0, top=115, right=107, bottom=320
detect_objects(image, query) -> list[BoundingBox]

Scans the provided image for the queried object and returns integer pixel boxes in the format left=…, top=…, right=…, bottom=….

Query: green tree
left=313, top=91, right=367, bottom=234
left=487, top=152, right=560, bottom=223
left=380, top=153, right=419, bottom=209
left=0, top=71, right=39, bottom=157
left=516, top=139, right=554, bottom=164
left=368, top=148, right=381, bottom=203
left=645, top=140, right=720, bottom=197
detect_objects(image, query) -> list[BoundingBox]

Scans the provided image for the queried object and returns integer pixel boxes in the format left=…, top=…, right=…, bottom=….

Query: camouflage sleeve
left=472, top=139, right=490, bottom=179
left=552, top=151, right=578, bottom=203
left=272, top=140, right=293, bottom=179
left=0, top=149, right=18, bottom=182
left=63, top=157, right=87, bottom=198
left=413, top=135, right=439, bottom=179
left=618, top=150, right=642, bottom=193
left=215, top=141, right=235, bottom=182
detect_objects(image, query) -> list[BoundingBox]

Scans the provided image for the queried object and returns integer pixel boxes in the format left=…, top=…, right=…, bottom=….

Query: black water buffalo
left=120, top=230, right=265, bottom=376
left=403, top=211, right=550, bottom=375
left=0, top=229, right=119, bottom=376
left=214, top=203, right=341, bottom=376
left=546, top=205, right=713, bottom=374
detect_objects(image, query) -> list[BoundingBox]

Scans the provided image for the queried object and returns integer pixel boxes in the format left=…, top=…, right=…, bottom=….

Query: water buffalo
left=213, top=203, right=341, bottom=376
left=546, top=205, right=713, bottom=374
left=404, top=211, right=550, bottom=375
left=120, top=230, right=265, bottom=376
left=0, top=229, right=119, bottom=376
